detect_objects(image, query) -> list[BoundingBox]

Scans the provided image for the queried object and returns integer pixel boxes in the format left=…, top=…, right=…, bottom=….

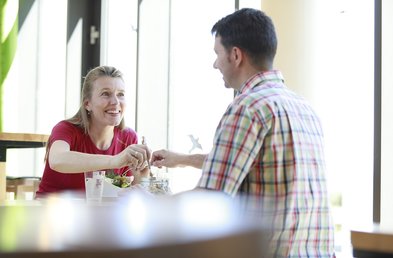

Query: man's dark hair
left=211, top=8, right=277, bottom=68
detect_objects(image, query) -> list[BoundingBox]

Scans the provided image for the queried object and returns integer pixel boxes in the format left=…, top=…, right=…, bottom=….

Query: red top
left=37, top=121, right=138, bottom=196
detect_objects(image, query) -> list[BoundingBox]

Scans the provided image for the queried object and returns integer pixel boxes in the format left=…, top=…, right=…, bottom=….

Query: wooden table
left=351, top=224, right=393, bottom=257
left=0, top=190, right=270, bottom=258
left=0, top=133, right=49, bottom=202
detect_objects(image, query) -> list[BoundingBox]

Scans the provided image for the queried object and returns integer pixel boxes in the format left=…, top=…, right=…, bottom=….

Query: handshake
left=122, top=145, right=187, bottom=175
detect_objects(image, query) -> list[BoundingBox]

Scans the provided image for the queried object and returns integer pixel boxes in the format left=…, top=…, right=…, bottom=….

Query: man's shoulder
left=233, top=86, right=279, bottom=110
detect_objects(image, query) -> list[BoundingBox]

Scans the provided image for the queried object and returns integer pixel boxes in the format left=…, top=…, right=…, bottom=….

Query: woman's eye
left=101, top=92, right=110, bottom=96
left=118, top=92, right=125, bottom=97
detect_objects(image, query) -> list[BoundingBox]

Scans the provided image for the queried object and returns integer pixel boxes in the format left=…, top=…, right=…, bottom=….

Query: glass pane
left=240, top=0, right=261, bottom=9
left=168, top=0, right=235, bottom=193
left=3, top=0, right=67, bottom=178
left=137, top=0, right=171, bottom=150
left=101, top=0, right=138, bottom=128
left=381, top=0, right=393, bottom=227
left=315, top=2, right=374, bottom=254
left=263, top=0, right=374, bottom=255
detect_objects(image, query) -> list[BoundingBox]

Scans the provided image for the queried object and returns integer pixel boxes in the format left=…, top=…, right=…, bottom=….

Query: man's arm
left=151, top=149, right=207, bottom=169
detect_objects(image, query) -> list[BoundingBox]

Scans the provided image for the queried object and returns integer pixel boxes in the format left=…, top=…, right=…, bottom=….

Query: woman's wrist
left=132, top=167, right=150, bottom=184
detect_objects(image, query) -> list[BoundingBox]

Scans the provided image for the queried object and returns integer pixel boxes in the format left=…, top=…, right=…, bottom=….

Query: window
left=102, top=0, right=260, bottom=193
left=3, top=0, right=68, bottom=177
left=380, top=0, right=393, bottom=227
left=263, top=1, right=374, bottom=255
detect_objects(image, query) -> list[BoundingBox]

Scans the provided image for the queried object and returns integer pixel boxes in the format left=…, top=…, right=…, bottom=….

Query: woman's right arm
left=48, top=140, right=149, bottom=173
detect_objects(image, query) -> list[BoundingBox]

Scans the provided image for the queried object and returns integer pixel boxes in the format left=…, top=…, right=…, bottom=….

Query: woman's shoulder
left=115, top=126, right=138, bottom=143
left=119, top=126, right=137, bottom=134
left=51, top=120, right=85, bottom=137
left=47, top=121, right=86, bottom=147
left=53, top=120, right=81, bottom=131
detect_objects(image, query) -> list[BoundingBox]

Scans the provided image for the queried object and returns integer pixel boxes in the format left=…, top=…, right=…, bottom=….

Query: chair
left=6, top=176, right=41, bottom=200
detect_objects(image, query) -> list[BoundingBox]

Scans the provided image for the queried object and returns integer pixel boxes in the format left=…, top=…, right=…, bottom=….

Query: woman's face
left=85, top=76, right=126, bottom=128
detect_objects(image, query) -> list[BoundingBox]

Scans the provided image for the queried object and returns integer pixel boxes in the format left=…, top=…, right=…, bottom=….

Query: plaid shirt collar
left=237, top=70, right=285, bottom=95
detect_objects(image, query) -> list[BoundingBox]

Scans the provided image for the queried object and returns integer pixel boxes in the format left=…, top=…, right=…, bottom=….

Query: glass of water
left=84, top=171, right=105, bottom=201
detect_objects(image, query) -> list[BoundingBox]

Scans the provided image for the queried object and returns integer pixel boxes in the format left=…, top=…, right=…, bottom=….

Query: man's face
left=213, top=36, right=236, bottom=89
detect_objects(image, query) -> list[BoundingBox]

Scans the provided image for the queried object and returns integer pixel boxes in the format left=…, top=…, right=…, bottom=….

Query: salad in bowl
left=105, top=170, right=134, bottom=188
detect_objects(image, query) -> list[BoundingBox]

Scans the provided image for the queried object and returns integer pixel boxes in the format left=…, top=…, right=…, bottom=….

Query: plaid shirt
left=198, top=71, right=335, bottom=257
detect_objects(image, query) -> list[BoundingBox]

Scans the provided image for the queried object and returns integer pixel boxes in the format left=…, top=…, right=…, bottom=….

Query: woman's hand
left=115, top=144, right=151, bottom=171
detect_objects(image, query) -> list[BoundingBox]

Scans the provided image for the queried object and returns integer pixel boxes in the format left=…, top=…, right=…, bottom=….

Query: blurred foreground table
left=0, top=190, right=270, bottom=258
left=0, top=132, right=49, bottom=202
left=351, top=224, right=393, bottom=257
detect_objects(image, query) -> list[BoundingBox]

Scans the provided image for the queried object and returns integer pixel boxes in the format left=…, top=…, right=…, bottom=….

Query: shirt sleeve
left=49, top=121, right=80, bottom=147
left=198, top=103, right=265, bottom=196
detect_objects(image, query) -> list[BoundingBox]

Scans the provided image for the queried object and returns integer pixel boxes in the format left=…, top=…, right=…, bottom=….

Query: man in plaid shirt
left=151, top=8, right=335, bottom=258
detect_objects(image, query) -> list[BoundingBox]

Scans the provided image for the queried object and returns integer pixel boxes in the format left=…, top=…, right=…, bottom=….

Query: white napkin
left=103, top=179, right=124, bottom=197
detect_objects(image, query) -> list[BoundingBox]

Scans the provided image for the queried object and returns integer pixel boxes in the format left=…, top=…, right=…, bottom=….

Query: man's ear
left=232, top=47, right=243, bottom=67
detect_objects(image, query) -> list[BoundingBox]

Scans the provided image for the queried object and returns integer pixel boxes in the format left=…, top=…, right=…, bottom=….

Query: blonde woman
left=37, top=66, right=149, bottom=197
